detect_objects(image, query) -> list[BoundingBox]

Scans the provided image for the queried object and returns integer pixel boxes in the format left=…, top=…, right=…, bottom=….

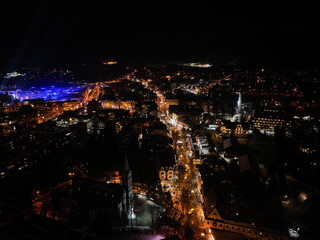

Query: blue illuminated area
left=2, top=85, right=86, bottom=102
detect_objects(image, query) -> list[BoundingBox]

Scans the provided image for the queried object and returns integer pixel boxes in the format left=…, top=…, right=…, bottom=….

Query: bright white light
left=302, top=116, right=311, bottom=121
left=4, top=71, right=26, bottom=78
left=130, top=208, right=136, bottom=219
left=183, top=63, right=212, bottom=68
left=288, top=226, right=300, bottom=238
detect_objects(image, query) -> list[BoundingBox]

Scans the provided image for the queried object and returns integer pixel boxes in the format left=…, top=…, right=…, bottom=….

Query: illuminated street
left=161, top=102, right=213, bottom=240
left=131, top=73, right=214, bottom=240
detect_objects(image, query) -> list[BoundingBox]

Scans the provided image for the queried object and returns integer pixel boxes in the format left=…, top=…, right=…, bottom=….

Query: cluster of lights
left=4, top=71, right=26, bottom=79
left=182, top=63, right=212, bottom=68
left=2, top=85, right=85, bottom=102
left=103, top=61, right=117, bottom=65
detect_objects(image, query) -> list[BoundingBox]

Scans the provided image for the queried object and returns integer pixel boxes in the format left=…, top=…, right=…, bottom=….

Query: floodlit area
left=182, top=63, right=212, bottom=68
left=2, top=85, right=86, bottom=102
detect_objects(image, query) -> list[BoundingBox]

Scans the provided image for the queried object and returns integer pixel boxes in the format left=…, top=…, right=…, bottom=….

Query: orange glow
left=103, top=61, right=117, bottom=65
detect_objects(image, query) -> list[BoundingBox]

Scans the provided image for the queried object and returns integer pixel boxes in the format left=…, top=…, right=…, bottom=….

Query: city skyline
left=0, top=2, right=319, bottom=240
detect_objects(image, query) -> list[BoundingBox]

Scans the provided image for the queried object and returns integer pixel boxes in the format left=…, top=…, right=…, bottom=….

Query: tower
left=121, top=151, right=133, bottom=218
left=236, top=92, right=242, bottom=115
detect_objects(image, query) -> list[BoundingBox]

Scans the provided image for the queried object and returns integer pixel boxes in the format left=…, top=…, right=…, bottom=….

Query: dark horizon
left=1, top=1, right=320, bottom=69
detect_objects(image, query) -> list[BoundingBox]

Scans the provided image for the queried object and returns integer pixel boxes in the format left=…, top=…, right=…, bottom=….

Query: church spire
left=123, top=150, right=130, bottom=172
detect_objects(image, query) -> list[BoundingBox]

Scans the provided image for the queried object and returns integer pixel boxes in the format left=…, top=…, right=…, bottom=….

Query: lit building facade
left=159, top=166, right=175, bottom=192
left=250, top=106, right=291, bottom=135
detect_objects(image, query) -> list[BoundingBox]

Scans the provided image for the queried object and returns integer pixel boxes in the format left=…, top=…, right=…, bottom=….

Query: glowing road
left=129, top=71, right=214, bottom=240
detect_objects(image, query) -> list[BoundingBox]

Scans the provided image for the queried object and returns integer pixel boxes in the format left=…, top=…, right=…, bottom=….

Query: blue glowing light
left=1, top=85, right=86, bottom=102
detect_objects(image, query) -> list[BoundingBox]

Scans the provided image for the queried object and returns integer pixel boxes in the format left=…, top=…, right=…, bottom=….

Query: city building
left=72, top=177, right=128, bottom=225
left=250, top=106, right=291, bottom=135
left=169, top=105, right=203, bottom=129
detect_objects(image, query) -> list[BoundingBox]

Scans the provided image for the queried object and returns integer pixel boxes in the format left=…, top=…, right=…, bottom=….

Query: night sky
left=1, top=1, right=320, bottom=67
